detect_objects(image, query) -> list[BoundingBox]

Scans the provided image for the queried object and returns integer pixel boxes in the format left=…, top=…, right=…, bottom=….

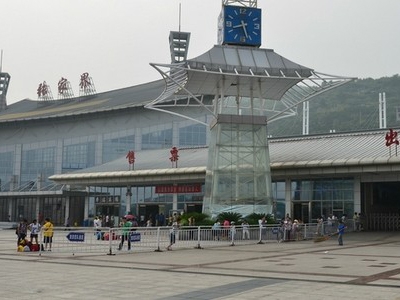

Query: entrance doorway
left=95, top=205, right=119, bottom=227
left=293, top=202, right=310, bottom=223
left=138, top=204, right=159, bottom=226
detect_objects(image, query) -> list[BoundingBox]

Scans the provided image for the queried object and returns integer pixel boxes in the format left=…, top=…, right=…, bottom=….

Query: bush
left=180, top=212, right=211, bottom=226
left=216, top=212, right=242, bottom=224
left=245, top=213, right=276, bottom=225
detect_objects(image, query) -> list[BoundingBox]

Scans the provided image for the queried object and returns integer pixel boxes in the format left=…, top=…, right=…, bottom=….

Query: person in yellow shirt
left=42, top=218, right=54, bottom=251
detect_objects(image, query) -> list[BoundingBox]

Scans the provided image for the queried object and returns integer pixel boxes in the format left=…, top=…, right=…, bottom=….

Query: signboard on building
left=155, top=185, right=202, bottom=194
left=95, top=196, right=120, bottom=205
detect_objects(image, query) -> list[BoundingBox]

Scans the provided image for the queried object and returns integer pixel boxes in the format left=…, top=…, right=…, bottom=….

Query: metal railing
left=21, top=222, right=354, bottom=255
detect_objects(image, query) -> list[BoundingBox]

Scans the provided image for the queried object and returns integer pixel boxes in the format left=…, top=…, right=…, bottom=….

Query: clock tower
left=218, top=0, right=261, bottom=47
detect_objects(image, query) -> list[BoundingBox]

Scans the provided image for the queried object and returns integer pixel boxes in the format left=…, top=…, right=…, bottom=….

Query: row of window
left=0, top=123, right=207, bottom=189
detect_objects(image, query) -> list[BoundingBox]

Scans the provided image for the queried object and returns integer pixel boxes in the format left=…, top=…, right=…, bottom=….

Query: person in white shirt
left=29, top=219, right=40, bottom=245
left=94, top=216, right=102, bottom=240
left=241, top=220, right=250, bottom=240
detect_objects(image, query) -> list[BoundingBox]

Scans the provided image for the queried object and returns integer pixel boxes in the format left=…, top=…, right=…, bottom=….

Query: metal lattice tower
left=223, top=0, right=257, bottom=7
left=0, top=72, right=10, bottom=111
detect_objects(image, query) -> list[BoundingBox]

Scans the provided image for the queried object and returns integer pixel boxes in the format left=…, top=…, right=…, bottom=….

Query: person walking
left=229, top=221, right=236, bottom=246
left=118, top=217, right=132, bottom=251
left=94, top=216, right=102, bottom=240
left=42, top=218, right=54, bottom=251
left=353, top=212, right=361, bottom=231
left=167, top=222, right=178, bottom=250
left=212, top=221, right=221, bottom=241
left=337, top=220, right=346, bottom=246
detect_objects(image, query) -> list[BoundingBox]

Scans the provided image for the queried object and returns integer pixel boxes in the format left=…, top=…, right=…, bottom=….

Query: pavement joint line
left=347, top=267, right=400, bottom=285
left=3, top=230, right=400, bottom=298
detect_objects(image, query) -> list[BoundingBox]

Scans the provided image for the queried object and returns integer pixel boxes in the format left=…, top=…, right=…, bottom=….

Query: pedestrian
left=337, top=220, right=346, bottom=246
left=16, top=219, right=28, bottom=246
left=118, top=217, right=132, bottom=251
left=223, top=219, right=230, bottom=239
left=28, top=219, right=40, bottom=245
left=212, top=220, right=221, bottom=241
left=353, top=212, right=360, bottom=231
left=241, top=219, right=250, bottom=240
left=167, top=222, right=178, bottom=250
left=316, top=216, right=323, bottom=236
left=229, top=221, right=236, bottom=246
left=42, top=218, right=54, bottom=251
left=94, top=216, right=102, bottom=240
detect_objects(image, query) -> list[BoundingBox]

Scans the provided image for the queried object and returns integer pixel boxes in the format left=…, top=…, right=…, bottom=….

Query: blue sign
left=272, top=227, right=279, bottom=235
left=66, top=232, right=85, bottom=242
left=130, top=232, right=141, bottom=242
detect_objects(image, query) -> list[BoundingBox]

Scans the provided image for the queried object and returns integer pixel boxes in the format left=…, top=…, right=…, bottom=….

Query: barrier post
left=230, top=226, right=235, bottom=246
left=107, top=227, right=114, bottom=255
left=257, top=226, right=264, bottom=244
left=155, top=227, right=162, bottom=252
left=195, top=226, right=202, bottom=249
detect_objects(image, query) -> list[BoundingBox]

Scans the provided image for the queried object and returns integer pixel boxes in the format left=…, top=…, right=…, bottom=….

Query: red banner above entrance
left=155, top=185, right=202, bottom=194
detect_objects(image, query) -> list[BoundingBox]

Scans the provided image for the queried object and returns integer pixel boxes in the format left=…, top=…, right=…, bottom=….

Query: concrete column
left=126, top=186, right=132, bottom=214
left=84, top=187, right=89, bottom=225
left=353, top=176, right=361, bottom=214
left=35, top=197, right=40, bottom=221
left=65, top=196, right=70, bottom=226
left=173, top=183, right=178, bottom=212
left=285, top=178, right=292, bottom=217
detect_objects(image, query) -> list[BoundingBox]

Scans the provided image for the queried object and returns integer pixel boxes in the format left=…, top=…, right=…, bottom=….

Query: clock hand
left=241, top=20, right=248, bottom=38
left=232, top=24, right=244, bottom=29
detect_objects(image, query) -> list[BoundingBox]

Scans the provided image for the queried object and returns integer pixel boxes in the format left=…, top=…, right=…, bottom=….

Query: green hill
left=267, top=75, right=400, bottom=137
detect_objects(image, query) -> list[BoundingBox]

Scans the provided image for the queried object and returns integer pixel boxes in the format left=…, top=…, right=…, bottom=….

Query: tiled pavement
left=1, top=229, right=400, bottom=299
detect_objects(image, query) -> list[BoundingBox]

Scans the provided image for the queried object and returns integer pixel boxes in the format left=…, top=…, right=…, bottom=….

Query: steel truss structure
left=146, top=44, right=354, bottom=217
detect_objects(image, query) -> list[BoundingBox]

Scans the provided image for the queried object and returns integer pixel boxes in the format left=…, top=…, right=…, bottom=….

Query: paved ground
left=1, top=229, right=400, bottom=299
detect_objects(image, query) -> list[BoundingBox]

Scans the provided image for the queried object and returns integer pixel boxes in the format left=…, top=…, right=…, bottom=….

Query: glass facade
left=0, top=106, right=358, bottom=225
left=90, top=185, right=204, bottom=226
left=21, top=147, right=56, bottom=186
left=271, top=181, right=286, bottom=220
left=0, top=151, right=13, bottom=191
left=103, top=134, right=134, bottom=163
left=142, top=127, right=172, bottom=150
left=179, top=123, right=207, bottom=146
left=203, top=115, right=273, bottom=217
left=291, top=178, right=354, bottom=222
left=63, top=142, right=96, bottom=172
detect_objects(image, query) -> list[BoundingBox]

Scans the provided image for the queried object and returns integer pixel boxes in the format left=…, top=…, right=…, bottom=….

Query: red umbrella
left=124, top=214, right=135, bottom=220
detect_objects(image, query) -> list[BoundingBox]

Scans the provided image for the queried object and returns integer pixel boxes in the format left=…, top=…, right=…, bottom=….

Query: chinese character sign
left=79, top=72, right=91, bottom=89
left=169, top=147, right=179, bottom=168
left=385, top=129, right=399, bottom=147
left=385, top=129, right=399, bottom=157
left=58, top=77, right=68, bottom=94
left=126, top=151, right=135, bottom=169
left=37, top=81, right=49, bottom=97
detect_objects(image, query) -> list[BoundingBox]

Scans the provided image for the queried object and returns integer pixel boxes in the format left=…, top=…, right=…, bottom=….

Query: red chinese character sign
left=169, top=147, right=179, bottom=168
left=126, top=151, right=135, bottom=170
left=58, top=77, right=68, bottom=94
left=79, top=72, right=96, bottom=96
left=37, top=81, right=54, bottom=100
left=57, top=77, right=74, bottom=99
left=385, top=129, right=399, bottom=157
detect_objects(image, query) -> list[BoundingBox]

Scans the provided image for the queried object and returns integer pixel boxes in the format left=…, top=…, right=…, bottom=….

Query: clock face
left=222, top=5, right=262, bottom=47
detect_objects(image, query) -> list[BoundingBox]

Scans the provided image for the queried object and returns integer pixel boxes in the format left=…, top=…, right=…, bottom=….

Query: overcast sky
left=1, top=0, right=399, bottom=104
